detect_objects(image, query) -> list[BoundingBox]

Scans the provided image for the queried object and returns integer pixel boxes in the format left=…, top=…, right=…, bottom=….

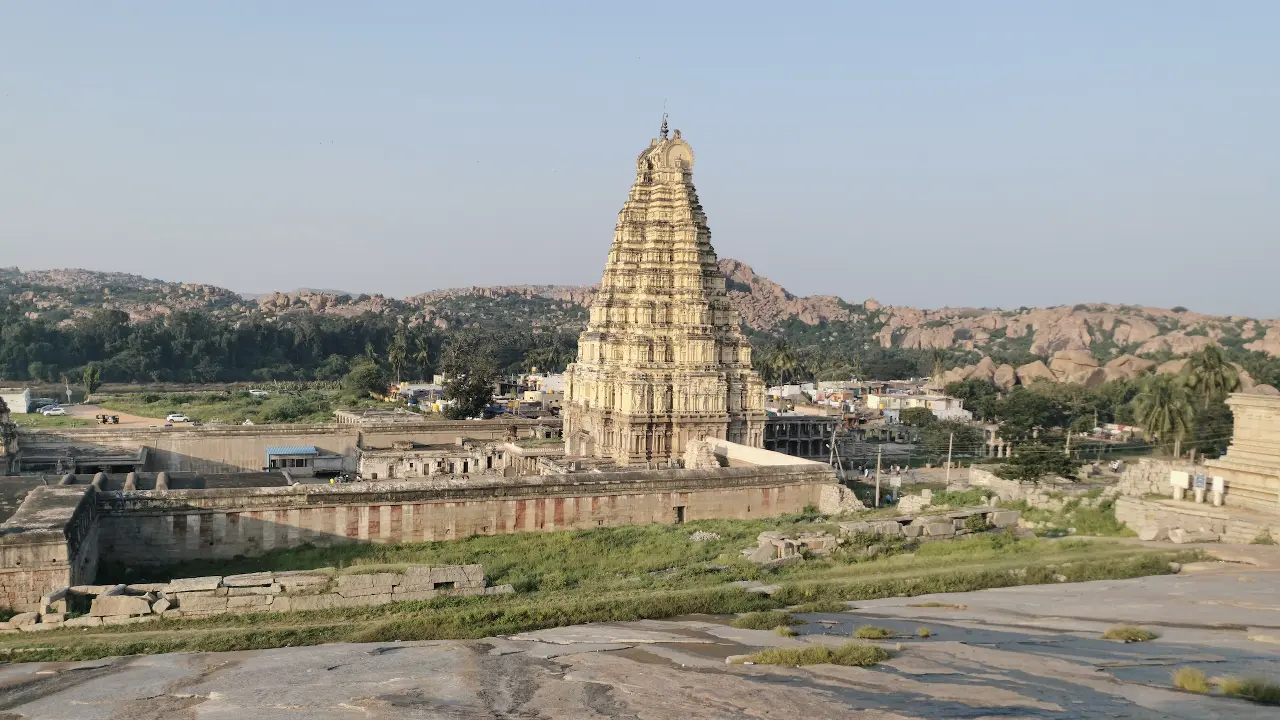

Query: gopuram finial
left=660, top=112, right=668, bottom=140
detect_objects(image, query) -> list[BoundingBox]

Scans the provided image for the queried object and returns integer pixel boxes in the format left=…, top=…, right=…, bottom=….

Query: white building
left=0, top=388, right=31, bottom=414
left=866, top=392, right=972, bottom=422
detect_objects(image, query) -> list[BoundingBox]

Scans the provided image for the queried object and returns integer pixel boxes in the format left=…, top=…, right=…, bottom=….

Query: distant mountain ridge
left=3, top=263, right=1278, bottom=358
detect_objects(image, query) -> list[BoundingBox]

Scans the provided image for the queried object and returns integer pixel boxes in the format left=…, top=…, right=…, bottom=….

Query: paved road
left=0, top=551, right=1277, bottom=719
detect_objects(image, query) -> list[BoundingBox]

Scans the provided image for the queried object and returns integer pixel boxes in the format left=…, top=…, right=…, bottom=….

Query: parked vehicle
left=42, top=407, right=67, bottom=416
left=166, top=413, right=191, bottom=423
left=248, top=390, right=269, bottom=398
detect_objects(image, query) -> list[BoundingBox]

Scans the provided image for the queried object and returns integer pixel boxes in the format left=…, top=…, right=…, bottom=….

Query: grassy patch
left=1173, top=666, right=1209, bottom=693
left=916, top=626, right=932, bottom=637
left=743, top=643, right=890, bottom=667
left=853, top=625, right=893, bottom=639
left=94, top=389, right=397, bottom=425
left=1252, top=532, right=1276, bottom=546
left=1102, top=626, right=1160, bottom=642
left=790, top=600, right=847, bottom=613
left=732, top=611, right=804, bottom=630
left=1000, top=498, right=1134, bottom=537
left=775, top=626, right=799, bottom=637
left=1215, top=676, right=1280, bottom=705
left=928, top=489, right=989, bottom=508
left=11, top=414, right=93, bottom=428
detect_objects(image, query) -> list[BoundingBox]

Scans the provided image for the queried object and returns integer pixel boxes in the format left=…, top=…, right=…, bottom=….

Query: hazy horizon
left=3, top=2, right=1277, bottom=316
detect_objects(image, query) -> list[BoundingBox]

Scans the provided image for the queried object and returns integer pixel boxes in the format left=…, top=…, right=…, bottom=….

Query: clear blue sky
left=2, top=2, right=1277, bottom=315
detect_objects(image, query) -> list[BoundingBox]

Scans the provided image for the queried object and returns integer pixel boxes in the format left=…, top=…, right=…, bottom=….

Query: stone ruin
left=1, top=564, right=513, bottom=633
left=742, top=506, right=1023, bottom=566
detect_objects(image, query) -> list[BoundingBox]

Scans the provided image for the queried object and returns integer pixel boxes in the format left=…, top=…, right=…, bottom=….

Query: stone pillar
left=155, top=472, right=170, bottom=491
left=1193, top=486, right=1206, bottom=504
left=91, top=472, right=107, bottom=490
left=124, top=472, right=138, bottom=491
left=1171, top=470, right=1189, bottom=501
left=1211, top=476, right=1225, bottom=507
left=59, top=473, right=76, bottom=485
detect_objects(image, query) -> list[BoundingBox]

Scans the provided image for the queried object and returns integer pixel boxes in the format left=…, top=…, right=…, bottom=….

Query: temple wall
left=0, top=486, right=99, bottom=611
left=95, top=466, right=836, bottom=569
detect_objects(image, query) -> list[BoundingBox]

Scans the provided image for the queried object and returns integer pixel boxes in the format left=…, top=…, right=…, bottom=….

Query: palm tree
left=413, top=332, right=431, bottom=380
left=769, top=340, right=799, bottom=385
left=1184, top=345, right=1240, bottom=409
left=1133, top=375, right=1195, bottom=457
left=387, top=330, right=408, bottom=385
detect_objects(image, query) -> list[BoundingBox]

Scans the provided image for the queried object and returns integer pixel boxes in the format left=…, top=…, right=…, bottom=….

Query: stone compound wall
left=1116, top=458, right=1198, bottom=498
left=1114, top=496, right=1279, bottom=544
left=2, top=564, right=513, bottom=632
left=96, top=465, right=838, bottom=569
left=968, top=468, right=1116, bottom=512
left=0, top=486, right=98, bottom=611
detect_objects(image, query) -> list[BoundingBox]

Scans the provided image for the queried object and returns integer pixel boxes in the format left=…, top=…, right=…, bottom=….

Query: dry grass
left=789, top=600, right=847, bottom=613
left=1102, top=625, right=1160, bottom=643
left=916, top=626, right=932, bottom=638
left=731, top=611, right=804, bottom=630
left=774, top=626, right=799, bottom=637
left=1172, top=667, right=1209, bottom=693
left=853, top=625, right=894, bottom=639
left=742, top=642, right=890, bottom=667
left=1215, top=676, right=1280, bottom=705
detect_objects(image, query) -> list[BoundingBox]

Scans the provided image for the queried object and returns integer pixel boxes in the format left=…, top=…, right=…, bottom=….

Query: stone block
left=20, top=622, right=60, bottom=632
left=745, top=545, right=775, bottom=564
left=69, top=585, right=114, bottom=595
left=165, top=576, right=222, bottom=593
left=40, top=587, right=69, bottom=607
left=277, top=575, right=329, bottom=593
left=1168, top=528, right=1219, bottom=544
left=62, top=615, right=102, bottom=627
left=177, top=595, right=228, bottom=614
left=91, top=595, right=153, bottom=617
left=902, top=524, right=923, bottom=538
left=161, top=610, right=184, bottom=619
left=989, top=511, right=1020, bottom=528
left=873, top=522, right=903, bottom=536
left=102, top=615, right=160, bottom=626
left=924, top=523, right=956, bottom=537
left=228, top=584, right=281, bottom=596
left=40, top=613, right=65, bottom=624
left=269, top=597, right=291, bottom=612
left=286, top=594, right=339, bottom=612
left=227, top=595, right=273, bottom=608
left=1138, top=526, right=1169, bottom=542
left=101, top=584, right=127, bottom=597
left=126, top=583, right=168, bottom=593
left=223, top=572, right=275, bottom=587
left=334, top=593, right=392, bottom=608
left=837, top=521, right=873, bottom=535
left=9, top=612, right=39, bottom=627
left=152, top=598, right=172, bottom=614
left=484, top=584, right=515, bottom=595
left=172, top=590, right=216, bottom=602
left=336, top=573, right=399, bottom=591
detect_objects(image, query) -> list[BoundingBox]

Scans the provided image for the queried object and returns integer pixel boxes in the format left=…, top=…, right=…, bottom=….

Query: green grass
left=742, top=643, right=890, bottom=667
left=1252, top=532, right=1277, bottom=545
left=1102, top=625, right=1160, bottom=642
left=999, top=498, right=1135, bottom=537
left=0, top=516, right=1203, bottom=663
left=94, top=389, right=408, bottom=425
left=928, top=489, right=989, bottom=508
left=853, top=625, right=893, bottom=639
left=732, top=611, right=804, bottom=630
left=916, top=626, right=932, bottom=637
left=1215, top=676, right=1280, bottom=705
left=10, top=414, right=93, bottom=428
left=1173, top=667, right=1209, bottom=693
left=774, top=625, right=799, bottom=637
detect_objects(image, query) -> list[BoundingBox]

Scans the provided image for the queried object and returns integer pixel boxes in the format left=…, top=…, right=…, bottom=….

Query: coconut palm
left=1183, top=345, right=1239, bottom=409
left=413, top=332, right=431, bottom=379
left=768, top=341, right=800, bottom=385
left=387, top=329, right=408, bottom=385
left=1132, top=375, right=1195, bottom=457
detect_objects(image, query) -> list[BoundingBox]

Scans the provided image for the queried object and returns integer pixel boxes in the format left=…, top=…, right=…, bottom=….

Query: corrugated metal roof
left=265, top=445, right=319, bottom=456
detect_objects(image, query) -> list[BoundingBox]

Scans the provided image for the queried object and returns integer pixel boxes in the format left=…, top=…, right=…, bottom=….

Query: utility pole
left=1064, top=430, right=1072, bottom=457
left=945, top=432, right=954, bottom=485
left=874, top=445, right=882, bottom=508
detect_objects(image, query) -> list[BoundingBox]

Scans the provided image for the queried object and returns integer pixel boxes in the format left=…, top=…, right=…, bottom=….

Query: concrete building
left=866, top=393, right=972, bottom=421
left=0, top=388, right=31, bottom=414
left=358, top=440, right=506, bottom=480
left=764, top=413, right=837, bottom=462
left=563, top=124, right=766, bottom=464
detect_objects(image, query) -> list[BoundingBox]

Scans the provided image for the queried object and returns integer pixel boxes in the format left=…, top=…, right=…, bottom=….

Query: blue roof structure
left=264, top=445, right=319, bottom=456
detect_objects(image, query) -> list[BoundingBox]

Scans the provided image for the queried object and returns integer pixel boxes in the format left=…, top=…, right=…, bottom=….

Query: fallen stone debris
left=0, top=564, right=512, bottom=632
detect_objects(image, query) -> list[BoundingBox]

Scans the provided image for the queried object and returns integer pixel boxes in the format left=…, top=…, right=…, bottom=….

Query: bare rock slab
left=90, top=595, right=153, bottom=617
left=165, top=576, right=222, bottom=593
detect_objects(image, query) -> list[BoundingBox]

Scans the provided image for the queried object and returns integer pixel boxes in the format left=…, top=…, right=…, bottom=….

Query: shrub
left=1102, top=626, right=1159, bottom=642
left=1215, top=676, right=1280, bottom=705
left=732, top=611, right=804, bottom=630
left=1172, top=667, right=1208, bottom=693
left=964, top=514, right=991, bottom=533
left=790, top=600, right=847, bottom=614
left=743, top=643, right=890, bottom=667
left=916, top=626, right=932, bottom=638
left=853, top=625, right=893, bottom=639
left=774, top=625, right=799, bottom=637
left=1252, top=532, right=1277, bottom=546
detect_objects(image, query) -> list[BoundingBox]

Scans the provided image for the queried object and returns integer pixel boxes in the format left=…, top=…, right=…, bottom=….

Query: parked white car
left=248, top=390, right=269, bottom=398
left=41, top=406, right=67, bottom=416
left=166, top=413, right=191, bottom=423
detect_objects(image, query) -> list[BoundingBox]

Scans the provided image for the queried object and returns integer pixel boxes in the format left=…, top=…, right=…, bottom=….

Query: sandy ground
left=64, top=404, right=168, bottom=428
left=0, top=546, right=1277, bottom=719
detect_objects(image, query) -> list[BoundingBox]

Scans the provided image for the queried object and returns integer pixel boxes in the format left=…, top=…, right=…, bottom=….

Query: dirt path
left=66, top=404, right=168, bottom=428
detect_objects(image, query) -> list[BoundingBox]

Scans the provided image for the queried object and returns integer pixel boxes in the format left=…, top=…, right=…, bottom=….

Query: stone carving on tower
left=563, top=122, right=767, bottom=465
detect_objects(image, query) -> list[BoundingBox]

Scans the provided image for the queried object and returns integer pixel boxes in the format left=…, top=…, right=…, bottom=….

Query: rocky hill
left=4, top=262, right=1278, bottom=362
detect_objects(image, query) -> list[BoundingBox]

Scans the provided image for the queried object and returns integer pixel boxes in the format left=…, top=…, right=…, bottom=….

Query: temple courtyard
left=0, top=542, right=1274, bottom=719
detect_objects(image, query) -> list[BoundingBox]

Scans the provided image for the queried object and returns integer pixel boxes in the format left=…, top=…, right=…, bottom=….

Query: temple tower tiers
left=563, top=125, right=766, bottom=465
